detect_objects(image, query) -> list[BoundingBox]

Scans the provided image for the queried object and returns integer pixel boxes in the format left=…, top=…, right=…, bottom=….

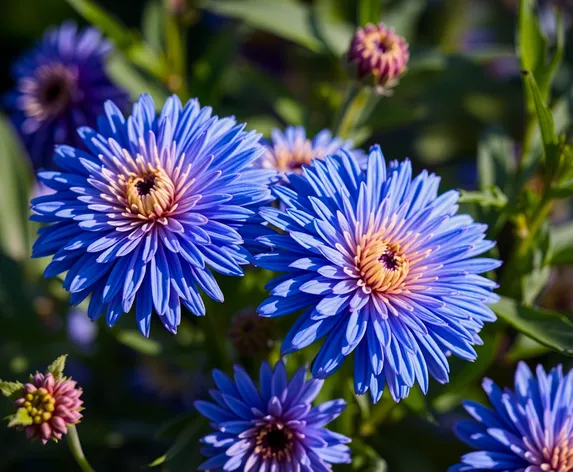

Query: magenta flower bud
left=11, top=373, right=83, bottom=444
left=347, top=23, right=409, bottom=94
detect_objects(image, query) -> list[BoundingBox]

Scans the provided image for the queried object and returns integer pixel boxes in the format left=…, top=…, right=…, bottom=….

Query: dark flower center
left=136, top=176, right=156, bottom=196
left=375, top=40, right=388, bottom=53
left=41, top=78, right=67, bottom=105
left=255, top=422, right=294, bottom=461
left=36, top=65, right=76, bottom=115
left=379, top=250, right=399, bottom=271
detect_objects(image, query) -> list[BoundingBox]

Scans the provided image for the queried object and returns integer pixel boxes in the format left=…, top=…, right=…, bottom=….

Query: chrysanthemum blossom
left=12, top=373, right=83, bottom=444
left=450, top=362, right=573, bottom=472
left=4, top=22, right=128, bottom=169
left=31, top=93, right=276, bottom=336
left=255, top=146, right=500, bottom=402
left=195, top=360, right=351, bottom=471
left=347, top=23, right=409, bottom=94
left=257, top=126, right=363, bottom=179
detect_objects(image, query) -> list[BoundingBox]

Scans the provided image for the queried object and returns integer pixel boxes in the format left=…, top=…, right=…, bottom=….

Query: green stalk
left=334, top=85, right=377, bottom=141
left=67, top=425, right=95, bottom=472
left=165, top=1, right=189, bottom=100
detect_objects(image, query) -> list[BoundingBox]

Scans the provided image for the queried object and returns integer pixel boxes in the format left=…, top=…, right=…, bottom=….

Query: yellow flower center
left=119, top=165, right=177, bottom=222
left=354, top=232, right=410, bottom=294
left=22, top=388, right=55, bottom=425
left=540, top=434, right=573, bottom=472
left=265, top=137, right=323, bottom=173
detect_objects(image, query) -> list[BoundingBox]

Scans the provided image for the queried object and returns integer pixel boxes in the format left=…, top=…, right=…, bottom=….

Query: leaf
left=8, top=408, right=33, bottom=428
left=477, top=130, right=514, bottom=192
left=115, top=330, right=162, bottom=356
left=151, top=418, right=203, bottom=466
left=459, top=186, right=508, bottom=208
left=523, top=71, right=560, bottom=178
left=358, top=0, right=381, bottom=26
left=192, top=23, right=249, bottom=105
left=46, top=354, right=68, bottom=379
left=517, top=0, right=546, bottom=75
left=66, top=0, right=168, bottom=80
left=492, top=296, right=573, bottom=356
left=0, top=381, right=24, bottom=399
left=504, top=333, right=550, bottom=363
left=549, top=221, right=573, bottom=265
left=0, top=115, right=33, bottom=261
left=142, top=0, right=164, bottom=52
left=106, top=52, right=168, bottom=107
left=202, top=0, right=323, bottom=52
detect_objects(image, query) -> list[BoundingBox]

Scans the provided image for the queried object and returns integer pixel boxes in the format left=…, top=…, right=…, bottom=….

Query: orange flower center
left=354, top=232, right=410, bottom=294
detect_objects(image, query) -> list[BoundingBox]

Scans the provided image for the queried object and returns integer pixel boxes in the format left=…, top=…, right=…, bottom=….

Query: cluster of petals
left=31, top=94, right=276, bottom=336
left=13, top=373, right=83, bottom=444
left=255, top=146, right=500, bottom=402
left=195, top=361, right=351, bottom=471
left=5, top=22, right=128, bottom=169
left=450, top=362, right=573, bottom=472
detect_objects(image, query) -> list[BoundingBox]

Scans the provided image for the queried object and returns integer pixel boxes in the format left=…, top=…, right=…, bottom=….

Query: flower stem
left=67, top=425, right=95, bottom=472
left=334, top=84, right=378, bottom=140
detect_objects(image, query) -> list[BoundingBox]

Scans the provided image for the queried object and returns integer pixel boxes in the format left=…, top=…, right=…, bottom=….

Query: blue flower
left=4, top=22, right=129, bottom=170
left=257, top=126, right=364, bottom=178
left=195, top=360, right=351, bottom=471
left=255, top=146, right=500, bottom=402
left=31, top=93, right=276, bottom=336
left=450, top=362, right=573, bottom=472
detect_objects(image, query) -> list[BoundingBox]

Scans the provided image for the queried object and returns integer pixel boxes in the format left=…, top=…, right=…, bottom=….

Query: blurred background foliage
left=1, top=0, right=573, bottom=470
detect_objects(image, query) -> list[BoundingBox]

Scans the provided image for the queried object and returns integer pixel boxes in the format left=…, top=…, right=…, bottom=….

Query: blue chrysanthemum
left=257, top=126, right=364, bottom=178
left=255, top=146, right=501, bottom=402
left=195, top=360, right=351, bottom=471
left=4, top=22, right=129, bottom=170
left=31, top=93, right=276, bottom=336
left=450, top=362, right=573, bottom=472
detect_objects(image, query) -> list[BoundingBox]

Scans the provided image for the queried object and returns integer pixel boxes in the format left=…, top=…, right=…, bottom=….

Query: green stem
left=67, top=425, right=95, bottom=472
left=165, top=1, right=189, bottom=100
left=334, top=85, right=376, bottom=140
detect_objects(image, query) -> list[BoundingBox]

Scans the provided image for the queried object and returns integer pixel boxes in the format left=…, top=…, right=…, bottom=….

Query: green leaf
left=46, top=354, right=67, bottom=379
left=192, top=23, right=249, bottom=105
left=459, top=186, right=508, bottom=208
left=549, top=221, right=573, bottom=265
left=492, top=296, right=573, bottom=356
left=152, top=418, right=203, bottom=465
left=0, top=381, right=24, bottom=399
left=0, top=115, right=33, bottom=261
left=66, top=0, right=168, bottom=80
left=517, top=0, right=546, bottom=75
left=358, top=0, right=381, bottom=26
left=106, top=53, right=168, bottom=107
left=115, top=330, right=162, bottom=356
left=202, top=0, right=323, bottom=52
left=477, top=130, right=514, bottom=192
left=504, top=333, right=550, bottom=363
left=523, top=71, right=560, bottom=178
left=142, top=0, right=164, bottom=52
left=8, top=408, right=33, bottom=428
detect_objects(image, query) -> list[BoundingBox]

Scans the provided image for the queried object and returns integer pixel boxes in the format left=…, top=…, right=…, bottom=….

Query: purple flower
left=257, top=126, right=363, bottom=179
left=450, top=362, right=573, bottom=471
left=31, top=94, right=276, bottom=336
left=255, top=146, right=500, bottom=402
left=195, top=360, right=351, bottom=470
left=4, top=22, right=128, bottom=169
